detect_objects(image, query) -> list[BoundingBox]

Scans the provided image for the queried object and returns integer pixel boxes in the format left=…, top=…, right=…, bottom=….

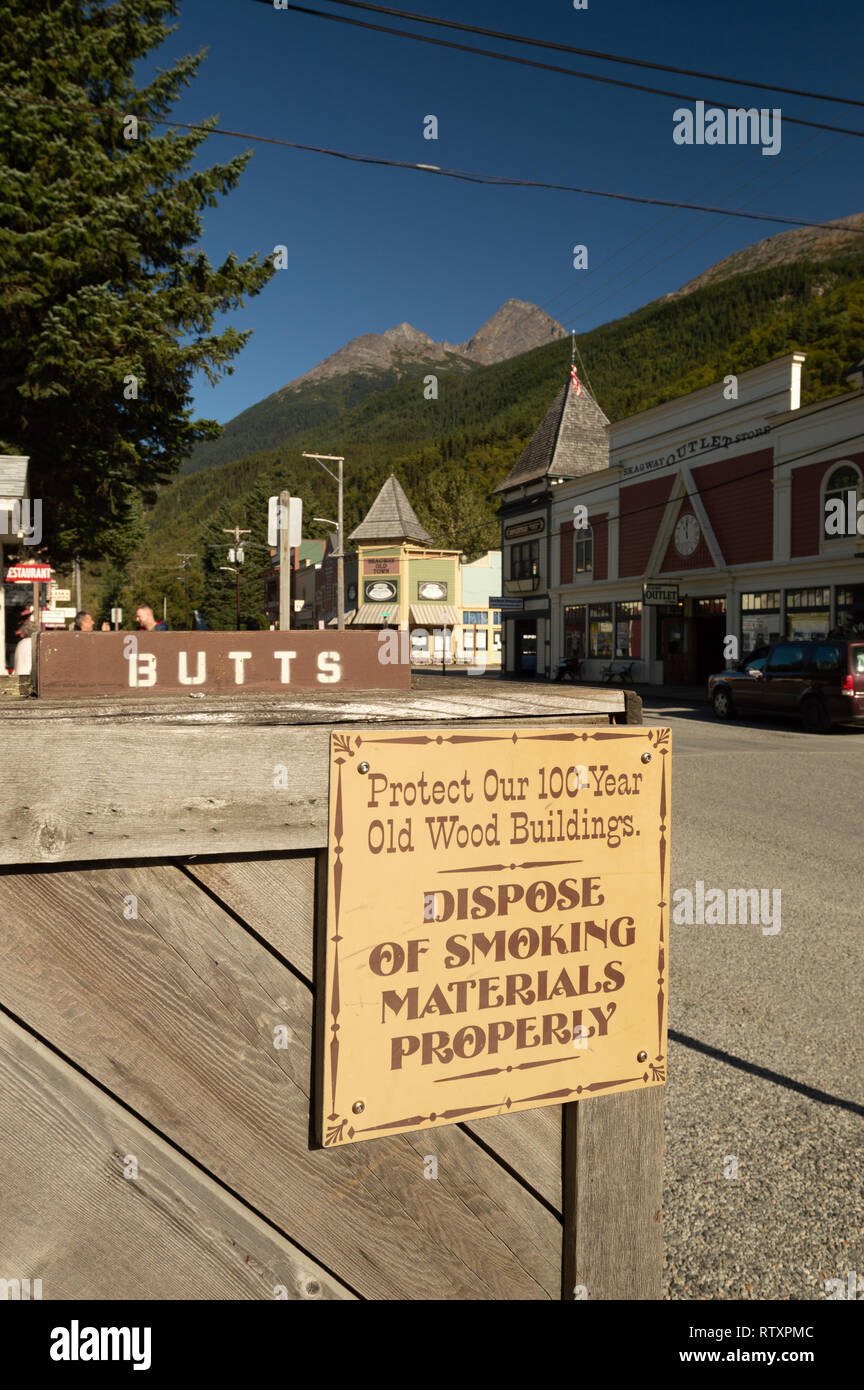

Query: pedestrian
left=73, top=611, right=95, bottom=631
left=135, top=604, right=168, bottom=631
left=99, top=621, right=111, bottom=632
left=13, top=619, right=34, bottom=675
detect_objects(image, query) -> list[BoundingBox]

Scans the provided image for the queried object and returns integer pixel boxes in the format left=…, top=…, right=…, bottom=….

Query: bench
left=600, top=661, right=635, bottom=684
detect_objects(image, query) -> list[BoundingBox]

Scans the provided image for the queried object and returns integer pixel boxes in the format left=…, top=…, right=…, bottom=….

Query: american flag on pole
left=570, top=363, right=582, bottom=397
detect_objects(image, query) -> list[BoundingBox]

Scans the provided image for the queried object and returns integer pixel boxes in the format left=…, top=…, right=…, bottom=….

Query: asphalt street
left=412, top=673, right=861, bottom=1298
left=640, top=696, right=864, bottom=1300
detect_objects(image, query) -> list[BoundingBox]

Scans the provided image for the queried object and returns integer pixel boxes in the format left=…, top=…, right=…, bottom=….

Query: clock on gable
left=673, top=513, right=702, bottom=558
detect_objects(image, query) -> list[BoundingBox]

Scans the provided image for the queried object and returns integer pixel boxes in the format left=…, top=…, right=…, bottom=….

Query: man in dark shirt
left=135, top=605, right=168, bottom=631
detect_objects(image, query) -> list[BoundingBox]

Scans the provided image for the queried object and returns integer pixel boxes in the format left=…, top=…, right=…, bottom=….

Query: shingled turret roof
left=494, top=382, right=609, bottom=493
left=349, top=473, right=432, bottom=545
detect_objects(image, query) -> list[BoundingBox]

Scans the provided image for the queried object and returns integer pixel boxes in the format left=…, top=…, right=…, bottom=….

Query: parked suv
left=709, top=639, right=864, bottom=732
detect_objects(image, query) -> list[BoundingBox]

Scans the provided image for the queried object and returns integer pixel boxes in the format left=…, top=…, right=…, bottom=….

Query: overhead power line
left=3, top=90, right=863, bottom=236
left=318, top=0, right=864, bottom=108
left=255, top=1, right=864, bottom=140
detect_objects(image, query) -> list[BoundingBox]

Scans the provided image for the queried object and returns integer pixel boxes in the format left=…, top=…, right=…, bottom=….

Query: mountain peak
left=457, top=300, right=568, bottom=365
left=281, top=300, right=566, bottom=392
left=381, top=322, right=436, bottom=346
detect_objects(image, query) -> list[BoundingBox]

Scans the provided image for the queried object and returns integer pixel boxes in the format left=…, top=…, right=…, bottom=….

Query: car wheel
left=712, top=688, right=734, bottom=720
left=801, top=696, right=831, bottom=734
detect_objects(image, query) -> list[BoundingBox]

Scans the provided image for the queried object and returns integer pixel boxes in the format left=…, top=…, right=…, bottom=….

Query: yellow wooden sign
left=319, top=725, right=670, bottom=1147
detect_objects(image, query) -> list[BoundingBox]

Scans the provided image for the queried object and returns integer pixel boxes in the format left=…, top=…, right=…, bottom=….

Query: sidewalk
left=411, top=667, right=710, bottom=703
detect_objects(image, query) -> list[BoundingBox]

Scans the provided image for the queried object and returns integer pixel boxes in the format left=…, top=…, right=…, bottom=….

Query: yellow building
left=347, top=474, right=502, bottom=668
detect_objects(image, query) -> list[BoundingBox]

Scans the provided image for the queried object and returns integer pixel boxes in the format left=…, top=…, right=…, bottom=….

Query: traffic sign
left=51, top=587, right=71, bottom=602
left=268, top=495, right=302, bottom=548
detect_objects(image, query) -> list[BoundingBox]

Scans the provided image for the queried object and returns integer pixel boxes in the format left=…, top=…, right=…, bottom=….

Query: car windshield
left=745, top=655, right=767, bottom=673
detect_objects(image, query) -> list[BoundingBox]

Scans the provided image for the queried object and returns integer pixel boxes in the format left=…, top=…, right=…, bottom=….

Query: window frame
left=822, top=460, right=862, bottom=543
left=573, top=524, right=594, bottom=576
left=510, top=540, right=540, bottom=581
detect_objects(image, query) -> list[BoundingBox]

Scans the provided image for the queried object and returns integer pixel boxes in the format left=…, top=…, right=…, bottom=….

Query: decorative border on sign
left=326, top=734, right=355, bottom=1126
left=651, top=726, right=669, bottom=1074
left=324, top=726, right=669, bottom=1145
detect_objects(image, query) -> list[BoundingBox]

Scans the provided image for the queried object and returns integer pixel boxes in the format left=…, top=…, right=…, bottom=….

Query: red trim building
left=498, top=353, right=864, bottom=682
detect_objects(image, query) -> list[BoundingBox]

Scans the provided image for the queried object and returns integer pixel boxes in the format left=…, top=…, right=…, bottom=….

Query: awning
left=352, top=604, right=396, bottom=626
left=326, top=610, right=358, bottom=627
left=410, top=604, right=459, bottom=627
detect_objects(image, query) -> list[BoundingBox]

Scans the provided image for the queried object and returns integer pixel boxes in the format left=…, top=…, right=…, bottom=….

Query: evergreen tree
left=0, top=0, right=275, bottom=565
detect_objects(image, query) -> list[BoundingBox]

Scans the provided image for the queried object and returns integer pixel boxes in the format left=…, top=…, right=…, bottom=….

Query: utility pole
left=221, top=526, right=250, bottom=630
left=177, top=553, right=197, bottom=630
left=303, top=453, right=345, bottom=631
left=74, top=556, right=82, bottom=612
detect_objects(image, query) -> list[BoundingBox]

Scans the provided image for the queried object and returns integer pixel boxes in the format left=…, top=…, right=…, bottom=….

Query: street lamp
left=303, top=453, right=345, bottom=631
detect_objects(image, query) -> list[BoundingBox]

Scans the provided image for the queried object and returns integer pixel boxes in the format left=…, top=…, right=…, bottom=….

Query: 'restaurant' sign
left=5, top=563, right=52, bottom=582
left=35, top=631, right=410, bottom=698
left=319, top=724, right=670, bottom=1147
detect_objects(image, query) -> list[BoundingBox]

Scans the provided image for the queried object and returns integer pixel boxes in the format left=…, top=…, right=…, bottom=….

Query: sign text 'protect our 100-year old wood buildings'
left=319, top=725, right=670, bottom=1146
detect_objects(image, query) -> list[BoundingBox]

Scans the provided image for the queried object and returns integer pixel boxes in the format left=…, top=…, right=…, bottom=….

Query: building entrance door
left=514, top=620, right=537, bottom=676
left=694, top=612, right=726, bottom=683
left=661, top=614, right=694, bottom=684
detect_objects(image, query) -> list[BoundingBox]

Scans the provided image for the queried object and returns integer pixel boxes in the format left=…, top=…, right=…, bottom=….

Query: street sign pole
left=279, top=489, right=292, bottom=632
left=303, top=453, right=345, bottom=631
left=337, top=457, right=345, bottom=633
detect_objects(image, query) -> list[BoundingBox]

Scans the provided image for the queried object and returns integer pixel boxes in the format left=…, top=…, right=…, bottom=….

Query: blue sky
left=148, top=0, right=864, bottom=423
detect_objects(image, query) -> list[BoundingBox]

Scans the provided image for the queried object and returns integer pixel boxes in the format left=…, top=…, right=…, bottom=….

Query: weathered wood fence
left=0, top=682, right=662, bottom=1300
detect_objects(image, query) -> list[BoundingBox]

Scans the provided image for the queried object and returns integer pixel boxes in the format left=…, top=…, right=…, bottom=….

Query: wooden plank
left=184, top=854, right=317, bottom=979
left=562, top=1087, right=664, bottom=1300
left=0, top=709, right=622, bottom=865
left=35, top=630, right=410, bottom=698
left=0, top=1011, right=354, bottom=1301
left=464, top=1106, right=562, bottom=1213
left=184, top=853, right=564, bottom=1210
left=0, top=864, right=561, bottom=1300
left=0, top=684, right=626, bottom=723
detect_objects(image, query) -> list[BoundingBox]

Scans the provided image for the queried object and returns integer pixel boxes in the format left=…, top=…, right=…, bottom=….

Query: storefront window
left=741, top=591, right=780, bottom=651
left=785, top=587, right=830, bottom=641
left=589, top=603, right=613, bottom=658
left=615, top=601, right=642, bottom=658
left=462, top=611, right=487, bottom=624
left=695, top=598, right=726, bottom=615
left=836, top=586, right=864, bottom=636
left=564, top=604, right=586, bottom=659
left=463, top=628, right=488, bottom=652
left=492, top=611, right=501, bottom=625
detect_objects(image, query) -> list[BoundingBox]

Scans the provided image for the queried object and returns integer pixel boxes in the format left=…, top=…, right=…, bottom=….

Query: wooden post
left=562, top=692, right=664, bottom=1300
left=563, top=1088, right=664, bottom=1300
